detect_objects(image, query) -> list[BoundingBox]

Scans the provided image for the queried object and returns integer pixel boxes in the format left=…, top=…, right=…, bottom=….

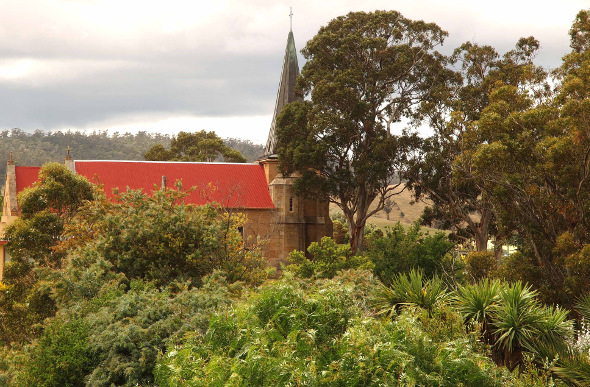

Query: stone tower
left=260, top=28, right=332, bottom=266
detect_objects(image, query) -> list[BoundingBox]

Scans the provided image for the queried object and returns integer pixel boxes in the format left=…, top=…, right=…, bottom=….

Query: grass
left=366, top=217, right=449, bottom=235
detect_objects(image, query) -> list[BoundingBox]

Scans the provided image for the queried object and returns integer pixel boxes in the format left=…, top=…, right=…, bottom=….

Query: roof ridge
left=73, top=160, right=260, bottom=166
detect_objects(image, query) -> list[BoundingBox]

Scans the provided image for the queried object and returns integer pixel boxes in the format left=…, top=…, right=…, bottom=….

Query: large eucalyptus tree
left=276, top=10, right=453, bottom=252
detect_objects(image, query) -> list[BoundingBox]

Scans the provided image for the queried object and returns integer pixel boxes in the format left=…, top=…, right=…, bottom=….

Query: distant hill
left=0, top=129, right=265, bottom=179
left=223, top=138, right=266, bottom=162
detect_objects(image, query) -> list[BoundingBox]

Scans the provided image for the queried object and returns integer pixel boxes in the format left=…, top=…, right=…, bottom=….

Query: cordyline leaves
left=374, top=269, right=450, bottom=318
left=455, top=280, right=572, bottom=373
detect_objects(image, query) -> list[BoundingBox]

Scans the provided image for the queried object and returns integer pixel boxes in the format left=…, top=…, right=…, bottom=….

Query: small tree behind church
left=144, top=130, right=247, bottom=163
left=383, top=199, right=395, bottom=220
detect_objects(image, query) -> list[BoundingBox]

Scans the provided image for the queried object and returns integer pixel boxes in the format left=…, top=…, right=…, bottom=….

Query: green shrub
left=465, top=251, right=496, bottom=281
left=286, top=236, right=374, bottom=279
left=7, top=272, right=238, bottom=387
left=61, top=187, right=268, bottom=288
left=16, top=319, right=95, bottom=387
left=332, top=219, right=349, bottom=244
left=156, top=275, right=532, bottom=386
left=495, top=252, right=540, bottom=285
left=156, top=277, right=360, bottom=386
left=365, top=222, right=455, bottom=285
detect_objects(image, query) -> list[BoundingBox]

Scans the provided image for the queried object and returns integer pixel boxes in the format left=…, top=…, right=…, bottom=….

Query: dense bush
left=365, top=223, right=455, bottom=285
left=332, top=219, right=349, bottom=244
left=60, top=187, right=268, bottom=287
left=6, top=272, right=239, bottom=387
left=18, top=318, right=95, bottom=387
left=155, top=271, right=543, bottom=386
left=286, top=236, right=374, bottom=279
left=465, top=251, right=497, bottom=281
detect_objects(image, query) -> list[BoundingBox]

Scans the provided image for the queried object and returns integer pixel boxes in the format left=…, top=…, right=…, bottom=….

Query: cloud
left=0, top=0, right=585, bottom=142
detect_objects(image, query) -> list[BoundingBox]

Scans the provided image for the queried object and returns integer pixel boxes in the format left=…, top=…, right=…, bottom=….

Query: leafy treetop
left=144, top=130, right=247, bottom=163
left=277, top=10, right=454, bottom=253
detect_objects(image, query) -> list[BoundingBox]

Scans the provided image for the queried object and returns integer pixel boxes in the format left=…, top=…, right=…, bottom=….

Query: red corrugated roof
left=74, top=161, right=275, bottom=209
left=15, top=166, right=40, bottom=195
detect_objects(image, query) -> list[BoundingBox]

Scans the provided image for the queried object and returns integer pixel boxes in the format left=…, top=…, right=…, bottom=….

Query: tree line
left=0, top=129, right=264, bottom=178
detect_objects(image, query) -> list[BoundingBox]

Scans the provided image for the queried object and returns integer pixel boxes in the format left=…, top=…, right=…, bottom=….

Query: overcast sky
left=0, top=0, right=587, bottom=144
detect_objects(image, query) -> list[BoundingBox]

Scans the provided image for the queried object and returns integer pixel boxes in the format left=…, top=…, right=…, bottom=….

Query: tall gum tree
left=406, top=37, right=547, bottom=254
left=465, top=10, right=590, bottom=303
left=276, top=10, right=453, bottom=253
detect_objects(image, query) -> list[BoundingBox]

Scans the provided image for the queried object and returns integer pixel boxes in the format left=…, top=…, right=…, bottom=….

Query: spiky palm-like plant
left=455, top=279, right=501, bottom=347
left=552, top=356, right=590, bottom=387
left=541, top=293, right=590, bottom=387
left=576, top=293, right=590, bottom=321
left=493, top=282, right=572, bottom=372
left=531, top=340, right=590, bottom=387
left=374, top=269, right=449, bottom=317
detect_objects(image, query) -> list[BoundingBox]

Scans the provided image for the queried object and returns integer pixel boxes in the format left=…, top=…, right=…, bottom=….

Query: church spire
left=264, top=23, right=300, bottom=156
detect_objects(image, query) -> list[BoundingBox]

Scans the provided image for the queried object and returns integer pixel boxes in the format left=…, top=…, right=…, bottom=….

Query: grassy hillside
left=330, top=185, right=448, bottom=234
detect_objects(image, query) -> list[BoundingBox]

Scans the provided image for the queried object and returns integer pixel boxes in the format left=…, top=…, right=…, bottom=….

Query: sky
left=0, top=0, right=587, bottom=145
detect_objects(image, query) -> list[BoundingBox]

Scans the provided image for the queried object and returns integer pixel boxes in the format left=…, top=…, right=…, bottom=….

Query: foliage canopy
left=276, top=10, right=454, bottom=253
left=144, top=130, right=247, bottom=163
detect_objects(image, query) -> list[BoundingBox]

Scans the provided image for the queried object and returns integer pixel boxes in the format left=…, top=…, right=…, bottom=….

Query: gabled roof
left=74, top=161, right=275, bottom=209
left=15, top=166, right=40, bottom=195
left=12, top=161, right=275, bottom=209
left=264, top=31, right=300, bottom=156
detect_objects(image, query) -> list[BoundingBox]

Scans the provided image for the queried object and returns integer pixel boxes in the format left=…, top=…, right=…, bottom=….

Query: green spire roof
left=264, top=31, right=300, bottom=156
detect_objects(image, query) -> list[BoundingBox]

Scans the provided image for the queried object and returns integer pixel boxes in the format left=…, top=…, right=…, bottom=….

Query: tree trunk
left=475, top=233, right=488, bottom=252
left=344, top=190, right=372, bottom=254
left=347, top=217, right=367, bottom=255
left=494, top=243, right=503, bottom=268
left=464, top=204, right=492, bottom=253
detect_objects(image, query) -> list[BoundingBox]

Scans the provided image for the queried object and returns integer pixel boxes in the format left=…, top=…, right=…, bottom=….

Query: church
left=0, top=30, right=333, bottom=280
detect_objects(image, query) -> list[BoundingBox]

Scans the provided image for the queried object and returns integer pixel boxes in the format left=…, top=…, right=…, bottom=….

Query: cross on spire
left=289, top=7, right=293, bottom=31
